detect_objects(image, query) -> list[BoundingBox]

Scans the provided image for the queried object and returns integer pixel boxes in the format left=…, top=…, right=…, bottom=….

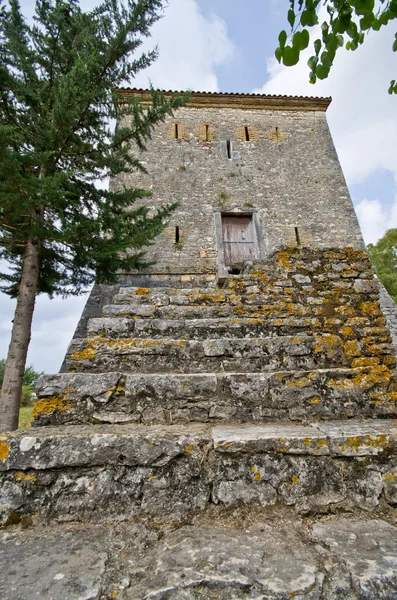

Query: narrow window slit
left=295, top=227, right=301, bottom=246
left=226, top=140, right=232, bottom=159
left=175, top=123, right=179, bottom=139
left=244, top=126, right=250, bottom=141
left=175, top=226, right=180, bottom=243
left=205, top=125, right=209, bottom=141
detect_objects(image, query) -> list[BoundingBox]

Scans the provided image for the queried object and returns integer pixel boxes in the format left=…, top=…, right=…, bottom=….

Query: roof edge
left=116, top=88, right=332, bottom=112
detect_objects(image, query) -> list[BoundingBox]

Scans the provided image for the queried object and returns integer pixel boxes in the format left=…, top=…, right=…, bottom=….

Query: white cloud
left=254, top=14, right=397, bottom=186
left=132, top=0, right=235, bottom=92
left=355, top=197, right=397, bottom=245
left=0, top=292, right=87, bottom=374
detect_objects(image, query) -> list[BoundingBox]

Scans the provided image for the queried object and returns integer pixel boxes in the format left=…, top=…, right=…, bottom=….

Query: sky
left=1, top=0, right=396, bottom=374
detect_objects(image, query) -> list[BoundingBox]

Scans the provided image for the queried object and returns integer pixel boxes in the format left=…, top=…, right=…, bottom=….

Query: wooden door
left=222, top=215, right=255, bottom=267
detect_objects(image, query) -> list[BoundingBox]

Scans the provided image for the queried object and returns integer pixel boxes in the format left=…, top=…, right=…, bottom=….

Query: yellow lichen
left=351, top=357, right=380, bottom=368
left=135, top=288, right=150, bottom=295
left=327, top=365, right=392, bottom=391
left=309, top=397, right=321, bottom=404
left=344, top=340, right=361, bottom=358
left=339, top=434, right=390, bottom=452
left=70, top=347, right=96, bottom=361
left=360, top=301, right=381, bottom=317
left=14, top=472, right=36, bottom=482
left=185, top=444, right=197, bottom=453
left=0, top=441, right=10, bottom=461
left=317, top=440, right=328, bottom=448
left=384, top=469, right=397, bottom=482
left=276, top=251, right=291, bottom=269
left=33, top=395, right=71, bottom=418
left=314, top=334, right=342, bottom=356
left=341, top=326, right=354, bottom=337
left=253, top=472, right=262, bottom=481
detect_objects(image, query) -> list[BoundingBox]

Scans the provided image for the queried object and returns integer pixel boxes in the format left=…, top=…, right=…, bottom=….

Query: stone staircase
left=33, top=248, right=397, bottom=428
left=2, top=248, right=397, bottom=599
left=2, top=247, right=397, bottom=522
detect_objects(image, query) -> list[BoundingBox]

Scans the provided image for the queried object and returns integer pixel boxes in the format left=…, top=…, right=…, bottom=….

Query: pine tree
left=0, top=0, right=187, bottom=431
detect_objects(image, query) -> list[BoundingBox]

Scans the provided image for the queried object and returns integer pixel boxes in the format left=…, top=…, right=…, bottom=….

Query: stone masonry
left=2, top=91, right=397, bottom=599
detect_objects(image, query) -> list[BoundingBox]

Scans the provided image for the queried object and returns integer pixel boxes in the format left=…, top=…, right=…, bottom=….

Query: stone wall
left=112, top=94, right=364, bottom=277
left=1, top=420, right=397, bottom=523
left=378, top=280, right=397, bottom=351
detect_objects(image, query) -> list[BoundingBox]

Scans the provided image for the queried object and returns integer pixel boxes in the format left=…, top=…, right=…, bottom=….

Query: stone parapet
left=1, top=420, right=397, bottom=524
left=34, top=366, right=397, bottom=426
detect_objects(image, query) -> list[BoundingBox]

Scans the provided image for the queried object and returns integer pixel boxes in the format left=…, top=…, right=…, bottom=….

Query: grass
left=18, top=405, right=34, bottom=429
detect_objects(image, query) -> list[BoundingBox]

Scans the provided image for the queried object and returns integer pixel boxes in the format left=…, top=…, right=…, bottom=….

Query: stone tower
left=2, top=91, right=397, bottom=599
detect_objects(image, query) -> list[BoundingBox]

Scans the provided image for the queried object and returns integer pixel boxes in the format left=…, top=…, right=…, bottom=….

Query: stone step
left=113, top=287, right=293, bottom=307
left=102, top=302, right=316, bottom=320
left=2, top=516, right=397, bottom=600
left=114, top=286, right=233, bottom=305
left=65, top=334, right=362, bottom=374
left=87, top=316, right=323, bottom=339
left=2, top=420, right=397, bottom=523
left=34, top=367, right=397, bottom=427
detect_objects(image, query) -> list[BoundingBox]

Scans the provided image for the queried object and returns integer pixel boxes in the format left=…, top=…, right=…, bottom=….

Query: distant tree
left=276, top=0, right=397, bottom=94
left=0, top=0, right=187, bottom=432
left=0, top=360, right=44, bottom=406
left=368, top=229, right=397, bottom=304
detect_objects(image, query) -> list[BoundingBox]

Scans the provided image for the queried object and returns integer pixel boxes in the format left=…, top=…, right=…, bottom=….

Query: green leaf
left=372, top=18, right=381, bottom=31
left=275, top=47, right=283, bottom=62
left=278, top=30, right=287, bottom=49
left=347, top=21, right=358, bottom=38
left=389, top=79, right=396, bottom=94
left=292, top=31, right=301, bottom=48
left=316, top=64, right=330, bottom=79
left=301, top=9, right=318, bottom=27
left=321, top=51, right=333, bottom=67
left=321, top=21, right=329, bottom=34
left=300, top=28, right=310, bottom=50
left=379, top=11, right=391, bottom=26
left=282, top=45, right=300, bottom=66
left=288, top=8, right=295, bottom=28
left=313, top=38, right=322, bottom=55
left=292, top=29, right=309, bottom=50
left=336, top=34, right=344, bottom=48
left=331, top=17, right=344, bottom=34
left=309, top=71, right=317, bottom=84
left=393, top=39, right=397, bottom=52
left=307, top=55, right=318, bottom=70
left=360, top=14, right=374, bottom=30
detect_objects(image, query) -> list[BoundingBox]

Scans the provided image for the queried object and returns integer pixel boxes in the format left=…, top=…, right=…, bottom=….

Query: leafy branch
left=276, top=0, right=397, bottom=93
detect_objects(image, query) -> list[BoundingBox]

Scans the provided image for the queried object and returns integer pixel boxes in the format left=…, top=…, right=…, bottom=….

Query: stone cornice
left=116, top=88, right=331, bottom=112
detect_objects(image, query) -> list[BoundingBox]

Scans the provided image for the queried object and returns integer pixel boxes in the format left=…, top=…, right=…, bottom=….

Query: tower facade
left=6, top=90, right=397, bottom=529
left=112, top=90, right=363, bottom=280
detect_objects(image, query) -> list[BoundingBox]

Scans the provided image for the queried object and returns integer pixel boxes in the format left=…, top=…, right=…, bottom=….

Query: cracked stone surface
left=1, top=515, right=397, bottom=599
left=313, top=519, right=397, bottom=599
left=0, top=523, right=108, bottom=600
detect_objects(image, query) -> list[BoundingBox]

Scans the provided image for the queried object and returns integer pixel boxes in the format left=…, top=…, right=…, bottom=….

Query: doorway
left=221, top=214, right=256, bottom=271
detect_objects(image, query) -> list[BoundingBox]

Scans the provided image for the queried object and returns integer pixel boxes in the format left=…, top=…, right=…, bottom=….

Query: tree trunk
left=0, top=239, right=40, bottom=432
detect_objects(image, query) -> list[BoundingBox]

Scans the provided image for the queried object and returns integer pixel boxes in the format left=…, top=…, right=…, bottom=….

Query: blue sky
left=1, top=0, right=397, bottom=373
